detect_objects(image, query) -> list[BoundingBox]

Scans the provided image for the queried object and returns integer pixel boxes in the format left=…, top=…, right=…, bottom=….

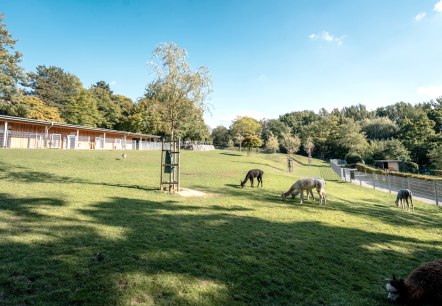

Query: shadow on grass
left=0, top=161, right=158, bottom=192
left=2, top=192, right=441, bottom=305
left=232, top=160, right=286, bottom=172
left=219, top=152, right=242, bottom=157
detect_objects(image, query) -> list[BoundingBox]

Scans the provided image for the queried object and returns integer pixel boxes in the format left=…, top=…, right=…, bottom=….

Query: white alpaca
left=282, top=178, right=326, bottom=204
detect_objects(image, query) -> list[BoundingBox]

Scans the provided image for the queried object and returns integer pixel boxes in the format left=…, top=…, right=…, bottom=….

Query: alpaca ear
left=392, top=274, right=396, bottom=280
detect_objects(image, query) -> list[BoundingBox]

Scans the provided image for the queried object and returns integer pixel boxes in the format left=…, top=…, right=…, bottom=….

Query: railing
left=330, top=159, right=441, bottom=205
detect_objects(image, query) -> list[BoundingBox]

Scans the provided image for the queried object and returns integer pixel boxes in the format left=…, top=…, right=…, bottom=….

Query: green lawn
left=0, top=149, right=441, bottom=305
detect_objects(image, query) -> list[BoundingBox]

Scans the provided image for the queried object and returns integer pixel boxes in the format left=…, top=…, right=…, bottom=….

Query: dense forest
left=1, top=13, right=441, bottom=172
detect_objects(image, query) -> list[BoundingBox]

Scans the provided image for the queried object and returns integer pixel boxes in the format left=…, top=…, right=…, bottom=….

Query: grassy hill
left=0, top=149, right=441, bottom=305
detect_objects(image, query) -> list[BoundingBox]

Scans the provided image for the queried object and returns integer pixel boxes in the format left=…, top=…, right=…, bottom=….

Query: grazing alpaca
left=281, top=178, right=326, bottom=204
left=240, top=169, right=264, bottom=188
left=291, top=178, right=326, bottom=203
left=386, top=259, right=442, bottom=305
left=122, top=153, right=127, bottom=159
left=395, top=189, right=413, bottom=211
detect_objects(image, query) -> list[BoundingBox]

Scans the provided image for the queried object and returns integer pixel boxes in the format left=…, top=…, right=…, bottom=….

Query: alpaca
left=122, top=153, right=127, bottom=159
left=240, top=169, right=264, bottom=188
left=281, top=178, right=326, bottom=204
left=395, top=189, right=413, bottom=211
left=386, top=259, right=442, bottom=305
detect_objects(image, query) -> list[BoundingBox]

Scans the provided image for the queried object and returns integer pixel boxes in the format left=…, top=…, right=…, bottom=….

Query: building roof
left=374, top=160, right=402, bottom=162
left=0, top=115, right=160, bottom=139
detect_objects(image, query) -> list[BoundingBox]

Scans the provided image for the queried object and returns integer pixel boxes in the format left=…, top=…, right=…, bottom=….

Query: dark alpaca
left=386, top=259, right=442, bottom=305
left=395, top=189, right=414, bottom=211
left=240, top=169, right=264, bottom=188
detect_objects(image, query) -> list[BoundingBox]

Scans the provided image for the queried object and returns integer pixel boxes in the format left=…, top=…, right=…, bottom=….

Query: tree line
left=0, top=14, right=212, bottom=140
left=212, top=103, right=442, bottom=172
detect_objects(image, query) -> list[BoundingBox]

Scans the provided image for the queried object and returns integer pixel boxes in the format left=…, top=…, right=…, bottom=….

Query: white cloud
left=434, top=0, right=442, bottom=12
left=415, top=12, right=426, bottom=21
left=309, top=31, right=344, bottom=45
left=417, top=86, right=442, bottom=99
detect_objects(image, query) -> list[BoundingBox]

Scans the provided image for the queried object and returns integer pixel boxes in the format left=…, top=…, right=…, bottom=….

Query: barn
left=0, top=115, right=160, bottom=150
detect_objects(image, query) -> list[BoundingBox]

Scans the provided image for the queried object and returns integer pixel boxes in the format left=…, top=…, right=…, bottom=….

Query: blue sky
left=3, top=0, right=442, bottom=128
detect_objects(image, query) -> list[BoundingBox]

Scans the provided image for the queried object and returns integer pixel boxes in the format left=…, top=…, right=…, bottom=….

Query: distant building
left=374, top=160, right=401, bottom=171
left=0, top=115, right=160, bottom=150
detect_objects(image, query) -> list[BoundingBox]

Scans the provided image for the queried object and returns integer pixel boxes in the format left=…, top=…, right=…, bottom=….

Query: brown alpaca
left=386, top=259, right=442, bottom=305
left=240, top=169, right=264, bottom=188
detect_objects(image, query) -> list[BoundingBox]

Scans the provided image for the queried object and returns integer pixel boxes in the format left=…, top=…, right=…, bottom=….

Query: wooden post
left=177, top=138, right=181, bottom=192
left=388, top=174, right=391, bottom=193
left=160, top=139, right=164, bottom=191
left=434, top=181, right=439, bottom=206
left=2, top=121, right=7, bottom=148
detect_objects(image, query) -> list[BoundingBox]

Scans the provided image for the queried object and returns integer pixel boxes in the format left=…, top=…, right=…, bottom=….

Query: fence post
left=434, top=181, right=439, bottom=206
left=388, top=174, right=391, bottom=193
left=407, top=177, right=411, bottom=190
left=373, top=174, right=376, bottom=189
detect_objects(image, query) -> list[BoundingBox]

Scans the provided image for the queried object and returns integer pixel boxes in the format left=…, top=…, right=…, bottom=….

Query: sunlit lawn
left=0, top=149, right=441, bottom=305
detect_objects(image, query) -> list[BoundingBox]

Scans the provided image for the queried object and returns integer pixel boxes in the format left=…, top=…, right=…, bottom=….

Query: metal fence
left=330, top=159, right=441, bottom=205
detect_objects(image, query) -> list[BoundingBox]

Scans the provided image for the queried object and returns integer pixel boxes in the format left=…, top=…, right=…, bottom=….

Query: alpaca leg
left=250, top=178, right=254, bottom=187
left=300, top=189, right=304, bottom=204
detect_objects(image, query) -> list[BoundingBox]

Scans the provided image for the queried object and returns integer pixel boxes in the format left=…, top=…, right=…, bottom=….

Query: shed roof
left=374, top=160, right=402, bottom=162
left=0, top=115, right=160, bottom=139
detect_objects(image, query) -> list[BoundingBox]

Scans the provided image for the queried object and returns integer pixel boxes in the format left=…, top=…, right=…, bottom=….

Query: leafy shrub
left=402, top=161, right=419, bottom=174
left=345, top=153, right=363, bottom=165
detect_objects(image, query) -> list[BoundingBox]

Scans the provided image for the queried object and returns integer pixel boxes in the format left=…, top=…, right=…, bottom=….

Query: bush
left=345, top=153, right=363, bottom=165
left=402, top=161, right=419, bottom=174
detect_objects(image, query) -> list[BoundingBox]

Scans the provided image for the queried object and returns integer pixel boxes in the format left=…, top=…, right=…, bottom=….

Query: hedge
left=355, top=163, right=442, bottom=182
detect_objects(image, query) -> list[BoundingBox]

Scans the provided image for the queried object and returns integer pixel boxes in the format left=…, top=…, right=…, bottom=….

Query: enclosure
left=1, top=149, right=441, bottom=305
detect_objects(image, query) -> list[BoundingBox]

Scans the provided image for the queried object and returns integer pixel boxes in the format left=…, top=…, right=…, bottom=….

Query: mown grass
left=0, top=149, right=441, bottom=305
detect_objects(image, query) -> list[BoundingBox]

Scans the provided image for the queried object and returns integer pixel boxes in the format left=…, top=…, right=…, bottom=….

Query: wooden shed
left=0, top=115, right=160, bottom=150
left=374, top=160, right=402, bottom=171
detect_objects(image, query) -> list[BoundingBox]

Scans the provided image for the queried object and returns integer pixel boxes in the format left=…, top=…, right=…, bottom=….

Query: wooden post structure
left=160, top=139, right=181, bottom=193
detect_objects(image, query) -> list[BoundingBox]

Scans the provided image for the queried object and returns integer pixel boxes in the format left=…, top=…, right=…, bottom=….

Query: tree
left=429, top=144, right=442, bottom=169
left=363, top=139, right=410, bottom=165
left=230, top=116, right=261, bottom=138
left=397, top=109, right=435, bottom=165
left=27, top=65, right=83, bottom=115
left=242, top=135, right=263, bottom=155
left=303, top=136, right=315, bottom=164
left=5, top=95, right=63, bottom=121
left=63, top=89, right=101, bottom=126
left=279, top=110, right=318, bottom=135
left=260, top=118, right=290, bottom=143
left=144, top=42, right=212, bottom=139
left=211, top=126, right=230, bottom=147
left=341, top=104, right=372, bottom=121
left=89, top=81, right=122, bottom=129
left=266, top=133, right=279, bottom=153
left=0, top=14, right=27, bottom=103
left=112, top=94, right=135, bottom=131
left=375, top=102, right=416, bottom=124
left=235, top=133, right=245, bottom=151
left=282, top=133, right=301, bottom=156
left=361, top=117, right=398, bottom=140
left=305, top=114, right=340, bottom=159
left=335, top=118, right=369, bottom=158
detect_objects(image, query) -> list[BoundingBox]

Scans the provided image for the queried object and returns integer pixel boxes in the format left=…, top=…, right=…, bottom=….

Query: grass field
left=0, top=149, right=441, bottom=305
